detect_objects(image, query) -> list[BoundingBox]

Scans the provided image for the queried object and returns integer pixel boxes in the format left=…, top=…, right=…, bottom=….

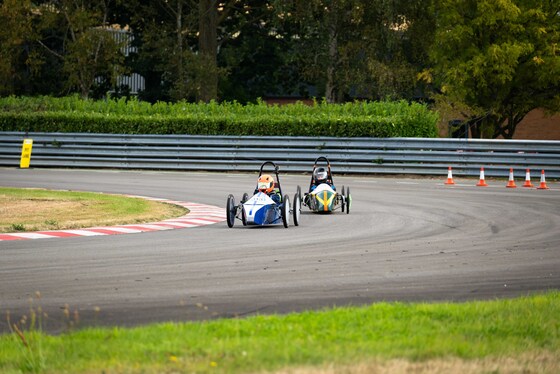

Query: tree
left=198, top=0, right=218, bottom=102
left=426, top=0, right=560, bottom=138
left=198, top=0, right=277, bottom=102
left=0, top=0, right=40, bottom=96
left=273, top=0, right=435, bottom=103
left=125, top=0, right=278, bottom=102
left=274, top=0, right=362, bottom=102
left=36, top=0, right=126, bottom=98
left=218, top=0, right=298, bottom=102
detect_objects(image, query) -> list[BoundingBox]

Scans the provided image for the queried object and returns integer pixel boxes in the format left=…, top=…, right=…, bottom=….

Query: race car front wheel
left=226, top=194, right=236, bottom=228
left=282, top=195, right=290, bottom=228
left=293, top=192, right=301, bottom=226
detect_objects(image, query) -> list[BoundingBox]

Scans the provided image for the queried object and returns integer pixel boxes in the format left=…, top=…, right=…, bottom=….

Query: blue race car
left=226, top=161, right=301, bottom=228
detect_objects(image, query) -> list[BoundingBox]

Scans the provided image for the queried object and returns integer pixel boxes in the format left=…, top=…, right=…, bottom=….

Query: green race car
left=299, top=156, right=351, bottom=214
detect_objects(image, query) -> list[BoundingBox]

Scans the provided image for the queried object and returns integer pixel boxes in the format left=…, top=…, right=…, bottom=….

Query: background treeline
left=0, top=0, right=435, bottom=104
left=0, top=0, right=559, bottom=138
left=0, top=96, right=439, bottom=137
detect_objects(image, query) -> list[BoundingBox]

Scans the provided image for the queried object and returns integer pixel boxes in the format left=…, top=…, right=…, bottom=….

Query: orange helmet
left=257, top=174, right=275, bottom=193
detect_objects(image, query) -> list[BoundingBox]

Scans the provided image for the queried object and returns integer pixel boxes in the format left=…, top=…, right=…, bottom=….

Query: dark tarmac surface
left=1, top=168, right=559, bottom=333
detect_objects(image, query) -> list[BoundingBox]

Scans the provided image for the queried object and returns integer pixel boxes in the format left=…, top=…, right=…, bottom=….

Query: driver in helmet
left=310, top=167, right=335, bottom=191
left=255, top=174, right=282, bottom=203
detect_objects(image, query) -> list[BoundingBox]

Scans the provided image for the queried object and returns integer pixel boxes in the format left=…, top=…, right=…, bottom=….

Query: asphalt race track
left=1, top=168, right=559, bottom=333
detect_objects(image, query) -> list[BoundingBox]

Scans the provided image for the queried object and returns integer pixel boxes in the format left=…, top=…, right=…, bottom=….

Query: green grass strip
left=0, top=187, right=187, bottom=233
left=0, top=291, right=558, bottom=373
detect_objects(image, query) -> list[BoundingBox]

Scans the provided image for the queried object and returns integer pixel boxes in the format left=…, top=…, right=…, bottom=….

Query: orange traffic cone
left=522, top=169, right=534, bottom=188
left=506, top=168, right=517, bottom=188
left=476, top=167, right=488, bottom=187
left=444, top=166, right=455, bottom=185
left=537, top=169, right=550, bottom=190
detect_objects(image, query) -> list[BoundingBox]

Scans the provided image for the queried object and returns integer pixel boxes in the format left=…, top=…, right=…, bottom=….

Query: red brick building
left=512, top=109, right=560, bottom=140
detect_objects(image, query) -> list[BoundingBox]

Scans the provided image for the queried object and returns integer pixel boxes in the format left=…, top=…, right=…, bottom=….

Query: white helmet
left=313, top=167, right=327, bottom=182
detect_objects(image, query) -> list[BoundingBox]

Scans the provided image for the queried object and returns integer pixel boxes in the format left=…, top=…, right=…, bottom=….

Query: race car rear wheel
left=226, top=194, right=236, bottom=228
left=241, top=205, right=247, bottom=226
left=240, top=193, right=248, bottom=226
left=293, top=192, right=301, bottom=226
left=341, top=186, right=346, bottom=212
left=282, top=195, right=290, bottom=228
left=345, top=187, right=351, bottom=214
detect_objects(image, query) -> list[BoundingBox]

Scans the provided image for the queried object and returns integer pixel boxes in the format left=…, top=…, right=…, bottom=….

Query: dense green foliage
left=1, top=1, right=558, bottom=138
left=0, top=1, right=433, bottom=104
left=274, top=0, right=434, bottom=103
left=0, top=96, right=439, bottom=137
left=427, top=0, right=560, bottom=138
left=0, top=291, right=558, bottom=373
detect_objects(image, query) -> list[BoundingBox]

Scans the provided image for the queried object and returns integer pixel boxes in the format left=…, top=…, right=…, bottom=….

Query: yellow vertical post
left=20, top=139, right=33, bottom=168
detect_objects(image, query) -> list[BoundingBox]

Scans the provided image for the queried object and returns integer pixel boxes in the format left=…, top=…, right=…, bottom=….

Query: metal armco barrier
left=1, top=132, right=559, bottom=178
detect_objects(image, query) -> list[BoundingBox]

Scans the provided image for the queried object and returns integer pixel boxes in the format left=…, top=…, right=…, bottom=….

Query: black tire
left=296, top=185, right=302, bottom=204
left=226, top=194, right=236, bottom=228
left=293, top=192, right=301, bottom=226
left=282, top=195, right=290, bottom=228
left=241, top=205, right=247, bottom=226
left=345, top=187, right=351, bottom=214
left=240, top=193, right=249, bottom=226
left=341, top=186, right=346, bottom=212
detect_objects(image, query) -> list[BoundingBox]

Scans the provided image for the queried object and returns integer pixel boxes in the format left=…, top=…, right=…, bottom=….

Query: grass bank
left=0, top=291, right=558, bottom=373
left=0, top=187, right=187, bottom=233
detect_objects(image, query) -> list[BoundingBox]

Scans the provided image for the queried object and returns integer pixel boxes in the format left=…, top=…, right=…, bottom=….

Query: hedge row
left=0, top=96, right=439, bottom=138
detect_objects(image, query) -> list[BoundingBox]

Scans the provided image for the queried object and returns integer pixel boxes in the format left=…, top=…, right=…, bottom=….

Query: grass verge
left=0, top=187, right=188, bottom=233
left=0, top=291, right=558, bottom=373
